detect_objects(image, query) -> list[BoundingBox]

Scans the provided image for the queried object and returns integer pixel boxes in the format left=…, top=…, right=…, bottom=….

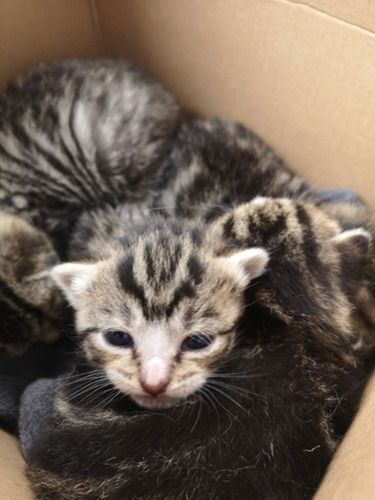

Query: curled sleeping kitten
left=22, top=197, right=375, bottom=499
left=152, top=118, right=325, bottom=221
left=0, top=59, right=180, bottom=253
left=0, top=212, right=65, bottom=357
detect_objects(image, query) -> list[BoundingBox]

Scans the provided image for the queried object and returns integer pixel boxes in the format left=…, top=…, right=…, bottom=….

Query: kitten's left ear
left=218, top=248, right=269, bottom=289
left=51, top=262, right=98, bottom=309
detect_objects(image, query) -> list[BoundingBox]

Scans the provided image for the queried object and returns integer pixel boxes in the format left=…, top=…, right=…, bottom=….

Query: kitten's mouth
left=133, top=393, right=180, bottom=409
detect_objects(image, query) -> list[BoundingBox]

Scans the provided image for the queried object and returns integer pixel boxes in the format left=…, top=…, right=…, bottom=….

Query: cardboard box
left=0, top=1, right=374, bottom=498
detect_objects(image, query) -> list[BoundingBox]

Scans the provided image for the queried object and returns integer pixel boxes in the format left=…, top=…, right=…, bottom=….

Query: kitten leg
left=0, top=213, right=67, bottom=357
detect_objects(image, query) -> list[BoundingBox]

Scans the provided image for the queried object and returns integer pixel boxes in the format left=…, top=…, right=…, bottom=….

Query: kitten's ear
left=331, top=228, right=371, bottom=289
left=218, top=248, right=269, bottom=288
left=331, top=228, right=372, bottom=255
left=51, top=262, right=97, bottom=309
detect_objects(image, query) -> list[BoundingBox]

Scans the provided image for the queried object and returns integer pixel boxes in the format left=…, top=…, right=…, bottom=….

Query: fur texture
left=0, top=62, right=374, bottom=499
left=27, top=198, right=375, bottom=500
left=0, top=212, right=65, bottom=357
left=154, top=119, right=321, bottom=220
left=0, top=59, right=180, bottom=252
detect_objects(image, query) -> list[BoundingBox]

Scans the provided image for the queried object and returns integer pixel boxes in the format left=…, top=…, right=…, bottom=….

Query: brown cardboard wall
left=0, top=430, right=33, bottom=500
left=314, top=371, right=375, bottom=500
left=0, top=0, right=101, bottom=91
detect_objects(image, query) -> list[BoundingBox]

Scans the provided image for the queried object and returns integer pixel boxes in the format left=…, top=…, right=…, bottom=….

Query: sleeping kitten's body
left=153, top=119, right=320, bottom=221
left=319, top=201, right=375, bottom=354
left=0, top=59, right=180, bottom=252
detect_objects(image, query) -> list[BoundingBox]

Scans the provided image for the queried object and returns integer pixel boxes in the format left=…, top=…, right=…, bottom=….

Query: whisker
left=190, top=397, right=203, bottom=435
left=97, top=387, right=123, bottom=409
left=66, top=377, right=112, bottom=402
left=63, top=374, right=109, bottom=387
left=60, top=369, right=106, bottom=381
left=210, top=368, right=266, bottom=379
left=205, top=383, right=250, bottom=413
left=198, top=387, right=220, bottom=420
left=203, top=386, right=243, bottom=426
left=67, top=383, right=108, bottom=403
left=207, top=379, right=267, bottom=400
left=65, top=376, right=107, bottom=391
left=196, top=392, right=211, bottom=416
left=63, top=369, right=108, bottom=380
left=175, top=399, right=190, bottom=422
left=69, top=383, right=115, bottom=407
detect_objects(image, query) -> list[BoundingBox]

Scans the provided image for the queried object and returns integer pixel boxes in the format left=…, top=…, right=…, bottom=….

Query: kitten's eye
left=182, top=335, right=212, bottom=351
left=104, top=331, right=134, bottom=347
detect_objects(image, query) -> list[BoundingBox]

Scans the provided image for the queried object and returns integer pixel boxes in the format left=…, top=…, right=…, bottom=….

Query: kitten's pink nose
left=141, top=357, right=170, bottom=396
left=141, top=379, right=170, bottom=396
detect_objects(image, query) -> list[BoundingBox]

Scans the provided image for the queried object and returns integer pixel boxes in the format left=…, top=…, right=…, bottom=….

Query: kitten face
left=83, top=278, right=239, bottom=410
left=52, top=227, right=268, bottom=409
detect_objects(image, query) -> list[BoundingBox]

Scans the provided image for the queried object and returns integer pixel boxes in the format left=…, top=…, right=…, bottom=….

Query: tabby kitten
left=0, top=60, right=373, bottom=498
left=0, top=59, right=180, bottom=252
left=52, top=214, right=269, bottom=409
left=0, top=212, right=65, bottom=357
left=23, top=197, right=374, bottom=500
left=50, top=197, right=374, bottom=410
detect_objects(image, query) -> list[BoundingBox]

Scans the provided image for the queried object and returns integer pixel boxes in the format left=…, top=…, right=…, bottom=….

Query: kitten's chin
left=133, top=394, right=182, bottom=409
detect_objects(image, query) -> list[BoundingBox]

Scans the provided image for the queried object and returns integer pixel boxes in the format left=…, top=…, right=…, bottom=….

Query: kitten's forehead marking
left=116, top=239, right=205, bottom=320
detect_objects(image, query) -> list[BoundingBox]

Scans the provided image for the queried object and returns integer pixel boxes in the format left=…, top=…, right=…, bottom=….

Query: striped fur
left=0, top=62, right=374, bottom=498
left=0, top=59, right=180, bottom=252
left=27, top=197, right=375, bottom=500
left=0, top=212, right=66, bottom=357
left=52, top=215, right=268, bottom=410
left=153, top=119, right=321, bottom=221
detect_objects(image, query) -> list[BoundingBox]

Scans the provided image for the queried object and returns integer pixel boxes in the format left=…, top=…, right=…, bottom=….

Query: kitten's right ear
left=51, top=262, right=97, bottom=309
left=330, top=228, right=372, bottom=290
left=331, top=227, right=372, bottom=255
